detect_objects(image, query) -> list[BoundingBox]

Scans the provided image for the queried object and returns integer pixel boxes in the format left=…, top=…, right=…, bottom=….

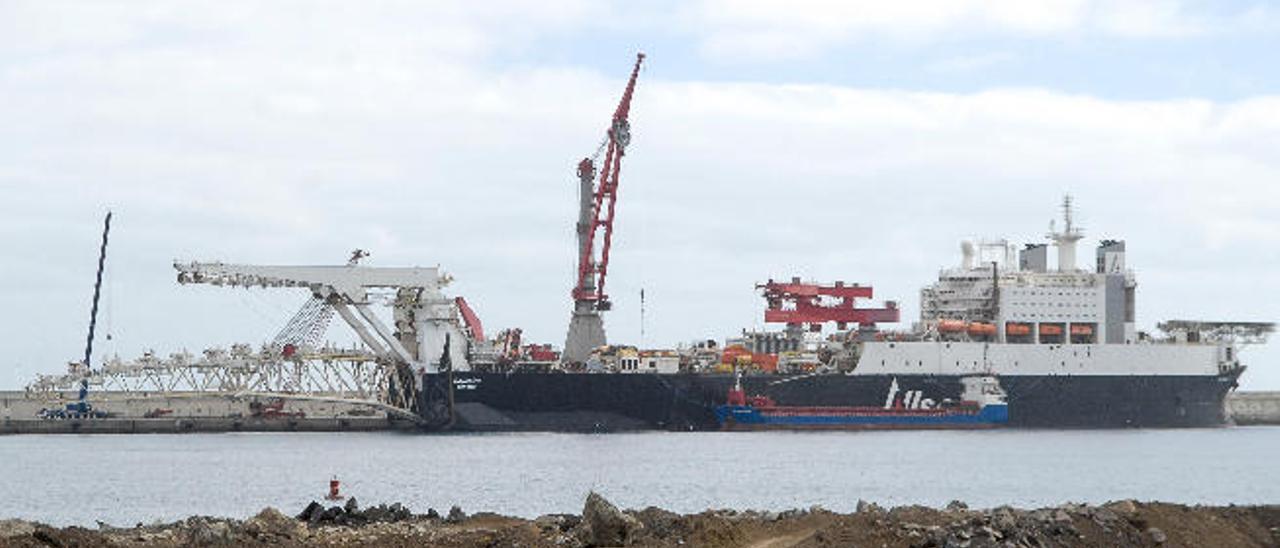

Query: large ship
left=26, top=55, right=1271, bottom=433
left=423, top=197, right=1272, bottom=431
left=411, top=55, right=1268, bottom=431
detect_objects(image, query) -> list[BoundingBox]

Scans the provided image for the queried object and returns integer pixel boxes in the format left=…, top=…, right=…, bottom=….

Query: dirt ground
left=2, top=496, right=1278, bottom=547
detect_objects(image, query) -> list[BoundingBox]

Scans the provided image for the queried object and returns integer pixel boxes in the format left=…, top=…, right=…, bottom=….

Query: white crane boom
left=173, top=260, right=469, bottom=376
left=173, top=262, right=447, bottom=301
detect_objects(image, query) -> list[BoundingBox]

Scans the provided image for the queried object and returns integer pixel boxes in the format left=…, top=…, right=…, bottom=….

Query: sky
left=1, top=0, right=1277, bottom=389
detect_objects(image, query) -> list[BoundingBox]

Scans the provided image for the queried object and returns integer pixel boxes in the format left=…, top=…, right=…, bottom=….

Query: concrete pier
left=1, top=390, right=398, bottom=434
left=1227, top=391, right=1280, bottom=425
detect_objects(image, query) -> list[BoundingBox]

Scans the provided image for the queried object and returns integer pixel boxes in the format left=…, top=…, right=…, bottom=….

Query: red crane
left=454, top=297, right=485, bottom=341
left=571, top=53, right=645, bottom=311
left=759, top=278, right=900, bottom=332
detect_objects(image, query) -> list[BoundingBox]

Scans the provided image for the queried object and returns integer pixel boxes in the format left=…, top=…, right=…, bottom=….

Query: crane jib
left=83, top=211, right=112, bottom=371
left=572, top=52, right=644, bottom=308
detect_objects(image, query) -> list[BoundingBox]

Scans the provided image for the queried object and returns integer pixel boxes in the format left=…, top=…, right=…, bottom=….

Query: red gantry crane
left=759, top=278, right=900, bottom=333
left=563, top=53, right=645, bottom=364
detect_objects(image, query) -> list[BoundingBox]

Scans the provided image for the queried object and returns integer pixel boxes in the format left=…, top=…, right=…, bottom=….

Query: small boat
left=714, top=374, right=1009, bottom=430
left=1070, top=324, right=1094, bottom=336
left=967, top=322, right=997, bottom=337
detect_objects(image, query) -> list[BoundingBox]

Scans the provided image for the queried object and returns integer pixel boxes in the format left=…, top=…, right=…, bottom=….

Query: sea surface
left=2, top=428, right=1278, bottom=527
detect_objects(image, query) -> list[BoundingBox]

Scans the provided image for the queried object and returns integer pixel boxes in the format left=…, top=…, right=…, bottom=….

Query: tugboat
left=714, top=373, right=1009, bottom=430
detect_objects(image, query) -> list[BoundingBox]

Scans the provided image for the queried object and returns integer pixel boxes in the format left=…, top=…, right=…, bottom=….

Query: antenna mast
left=1046, top=194, right=1084, bottom=272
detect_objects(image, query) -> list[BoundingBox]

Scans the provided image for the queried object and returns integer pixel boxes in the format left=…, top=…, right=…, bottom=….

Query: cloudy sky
left=2, top=0, right=1277, bottom=389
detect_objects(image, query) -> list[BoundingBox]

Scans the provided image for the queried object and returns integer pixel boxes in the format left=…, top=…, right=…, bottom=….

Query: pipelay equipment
left=759, top=278, right=901, bottom=334
left=168, top=260, right=468, bottom=425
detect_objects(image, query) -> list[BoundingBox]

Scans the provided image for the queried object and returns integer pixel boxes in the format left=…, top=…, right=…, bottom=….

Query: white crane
left=172, top=260, right=471, bottom=379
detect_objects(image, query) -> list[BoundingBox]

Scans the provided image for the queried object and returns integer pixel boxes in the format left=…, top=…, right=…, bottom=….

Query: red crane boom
left=759, top=278, right=900, bottom=332
left=454, top=297, right=485, bottom=341
left=572, top=53, right=644, bottom=310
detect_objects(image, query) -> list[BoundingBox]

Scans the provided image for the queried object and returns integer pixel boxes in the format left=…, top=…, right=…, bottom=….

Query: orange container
left=721, top=345, right=751, bottom=364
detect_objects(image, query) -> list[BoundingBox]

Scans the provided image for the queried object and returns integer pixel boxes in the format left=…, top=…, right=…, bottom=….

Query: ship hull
left=714, top=403, right=1008, bottom=430
left=421, top=369, right=1240, bottom=431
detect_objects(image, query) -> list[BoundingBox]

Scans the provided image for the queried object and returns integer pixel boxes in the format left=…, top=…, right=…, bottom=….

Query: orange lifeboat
left=1005, top=323, right=1031, bottom=336
left=1039, top=324, right=1064, bottom=336
left=938, top=319, right=967, bottom=333
left=1070, top=324, right=1094, bottom=336
left=967, top=322, right=996, bottom=336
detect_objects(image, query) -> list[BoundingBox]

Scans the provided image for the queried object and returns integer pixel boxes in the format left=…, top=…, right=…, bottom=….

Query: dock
left=0, top=390, right=397, bottom=434
left=1227, top=391, right=1280, bottom=425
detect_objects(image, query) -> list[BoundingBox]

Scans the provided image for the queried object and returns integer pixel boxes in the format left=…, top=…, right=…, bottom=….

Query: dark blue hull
left=714, top=403, right=1008, bottom=430
left=420, top=370, right=1240, bottom=431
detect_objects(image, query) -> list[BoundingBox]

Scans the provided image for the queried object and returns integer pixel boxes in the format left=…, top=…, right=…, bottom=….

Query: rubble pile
left=2, top=494, right=1278, bottom=547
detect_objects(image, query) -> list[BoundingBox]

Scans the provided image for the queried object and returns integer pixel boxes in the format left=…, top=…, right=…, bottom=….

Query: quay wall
left=0, top=390, right=395, bottom=434
left=1228, top=391, right=1280, bottom=425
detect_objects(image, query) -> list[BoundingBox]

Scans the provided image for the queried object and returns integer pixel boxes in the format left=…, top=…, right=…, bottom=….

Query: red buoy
left=326, top=477, right=344, bottom=501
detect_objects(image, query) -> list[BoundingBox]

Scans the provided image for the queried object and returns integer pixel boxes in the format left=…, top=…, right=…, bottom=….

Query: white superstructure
left=855, top=341, right=1225, bottom=376
left=919, top=196, right=1136, bottom=346
left=862, top=197, right=1271, bottom=378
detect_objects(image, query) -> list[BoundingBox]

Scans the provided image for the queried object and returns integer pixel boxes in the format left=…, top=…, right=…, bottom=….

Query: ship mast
left=1046, top=194, right=1084, bottom=272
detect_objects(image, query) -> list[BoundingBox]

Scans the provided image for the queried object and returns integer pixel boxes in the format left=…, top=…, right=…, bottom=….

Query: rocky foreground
left=2, top=493, right=1279, bottom=547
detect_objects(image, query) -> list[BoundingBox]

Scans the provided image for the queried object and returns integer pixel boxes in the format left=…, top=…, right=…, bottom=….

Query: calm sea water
left=2, top=428, right=1278, bottom=527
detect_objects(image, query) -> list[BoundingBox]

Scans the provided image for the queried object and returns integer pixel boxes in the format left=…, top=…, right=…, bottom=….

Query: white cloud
left=926, top=52, right=1017, bottom=73
left=1, top=3, right=1278, bottom=389
left=689, top=0, right=1253, bottom=60
left=1093, top=0, right=1205, bottom=37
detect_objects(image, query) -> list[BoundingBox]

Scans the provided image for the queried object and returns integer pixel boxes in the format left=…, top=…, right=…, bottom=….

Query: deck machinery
left=759, top=278, right=901, bottom=337
left=172, top=260, right=468, bottom=424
